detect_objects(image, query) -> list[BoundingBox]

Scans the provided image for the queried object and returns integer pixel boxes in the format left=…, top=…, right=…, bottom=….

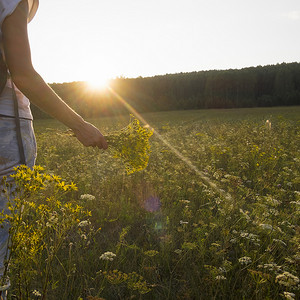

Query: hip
left=0, top=117, right=36, bottom=178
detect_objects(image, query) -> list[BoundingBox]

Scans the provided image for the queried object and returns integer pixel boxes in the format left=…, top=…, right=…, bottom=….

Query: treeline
left=32, top=62, right=300, bottom=119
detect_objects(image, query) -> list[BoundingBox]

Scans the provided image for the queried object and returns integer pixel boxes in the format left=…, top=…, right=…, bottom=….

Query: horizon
left=47, top=61, right=299, bottom=84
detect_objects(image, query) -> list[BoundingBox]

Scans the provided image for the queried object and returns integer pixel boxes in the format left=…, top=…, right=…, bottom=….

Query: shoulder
left=0, top=0, right=38, bottom=27
left=0, top=0, right=23, bottom=29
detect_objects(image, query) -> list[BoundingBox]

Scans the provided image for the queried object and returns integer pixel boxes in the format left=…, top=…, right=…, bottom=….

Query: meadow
left=3, top=107, right=300, bottom=299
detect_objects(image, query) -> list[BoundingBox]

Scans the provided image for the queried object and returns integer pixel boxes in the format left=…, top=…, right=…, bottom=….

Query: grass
left=4, top=107, right=300, bottom=299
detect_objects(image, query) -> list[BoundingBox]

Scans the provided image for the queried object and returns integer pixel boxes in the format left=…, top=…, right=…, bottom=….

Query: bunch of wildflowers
left=105, top=115, right=153, bottom=174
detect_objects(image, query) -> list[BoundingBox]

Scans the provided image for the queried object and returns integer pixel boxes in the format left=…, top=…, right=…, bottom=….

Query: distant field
left=34, top=106, right=300, bottom=133
left=10, top=107, right=300, bottom=299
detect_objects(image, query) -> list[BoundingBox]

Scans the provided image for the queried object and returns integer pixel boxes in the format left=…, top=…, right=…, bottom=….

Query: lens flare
left=143, top=196, right=161, bottom=212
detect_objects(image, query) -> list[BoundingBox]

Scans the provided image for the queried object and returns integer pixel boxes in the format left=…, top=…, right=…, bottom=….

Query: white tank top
left=0, top=0, right=39, bottom=120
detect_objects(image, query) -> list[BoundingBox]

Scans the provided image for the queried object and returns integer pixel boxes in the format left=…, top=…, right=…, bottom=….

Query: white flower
left=80, top=194, right=96, bottom=201
left=259, top=224, right=273, bottom=231
left=238, top=256, right=252, bottom=265
left=32, top=290, right=42, bottom=297
left=46, top=214, right=58, bottom=227
left=240, top=232, right=249, bottom=238
left=179, top=200, right=190, bottom=204
left=215, top=275, right=226, bottom=280
left=290, top=200, right=300, bottom=206
left=239, top=232, right=260, bottom=244
left=78, top=220, right=91, bottom=227
left=100, top=251, right=116, bottom=261
left=261, top=263, right=282, bottom=273
left=276, top=272, right=299, bottom=287
left=180, top=220, right=188, bottom=225
left=283, top=291, right=295, bottom=300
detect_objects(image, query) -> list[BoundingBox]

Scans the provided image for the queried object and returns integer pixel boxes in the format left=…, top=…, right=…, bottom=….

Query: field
left=4, top=107, right=300, bottom=299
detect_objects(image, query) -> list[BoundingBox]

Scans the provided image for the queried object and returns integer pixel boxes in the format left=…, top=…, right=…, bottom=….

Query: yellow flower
left=105, top=115, right=153, bottom=174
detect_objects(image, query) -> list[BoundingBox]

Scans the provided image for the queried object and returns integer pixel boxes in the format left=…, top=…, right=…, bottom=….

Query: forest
left=32, top=62, right=300, bottom=119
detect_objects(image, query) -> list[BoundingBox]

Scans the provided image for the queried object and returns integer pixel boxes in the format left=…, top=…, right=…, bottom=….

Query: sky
left=28, top=0, right=300, bottom=84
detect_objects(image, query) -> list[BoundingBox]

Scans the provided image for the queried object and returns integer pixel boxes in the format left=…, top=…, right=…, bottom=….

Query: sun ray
left=108, top=87, right=232, bottom=201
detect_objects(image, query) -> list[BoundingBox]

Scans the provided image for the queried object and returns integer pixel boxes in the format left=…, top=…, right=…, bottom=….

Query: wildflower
left=46, top=215, right=58, bottom=227
left=174, top=249, right=182, bottom=255
left=238, top=256, right=252, bottom=265
left=179, top=200, right=191, bottom=204
left=215, top=275, right=226, bottom=280
left=282, top=292, right=295, bottom=300
left=239, top=232, right=260, bottom=244
left=180, top=220, right=188, bottom=225
left=276, top=272, right=299, bottom=287
left=240, top=232, right=249, bottom=238
left=260, top=263, right=282, bottom=273
left=100, top=251, right=116, bottom=261
left=32, top=290, right=42, bottom=297
left=80, top=194, right=96, bottom=201
left=269, top=208, right=279, bottom=216
left=78, top=220, right=91, bottom=227
left=259, top=224, right=273, bottom=231
left=290, top=200, right=300, bottom=206
left=215, top=197, right=222, bottom=205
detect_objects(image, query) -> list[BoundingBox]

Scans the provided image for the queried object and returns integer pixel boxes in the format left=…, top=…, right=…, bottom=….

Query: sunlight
left=108, top=87, right=232, bottom=201
left=85, top=76, right=110, bottom=91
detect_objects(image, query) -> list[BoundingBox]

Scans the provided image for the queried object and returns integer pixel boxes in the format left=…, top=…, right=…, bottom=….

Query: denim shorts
left=0, top=117, right=37, bottom=193
left=0, top=117, right=37, bottom=293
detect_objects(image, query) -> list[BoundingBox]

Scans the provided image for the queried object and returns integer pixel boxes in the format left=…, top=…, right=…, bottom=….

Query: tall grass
left=2, top=107, right=300, bottom=299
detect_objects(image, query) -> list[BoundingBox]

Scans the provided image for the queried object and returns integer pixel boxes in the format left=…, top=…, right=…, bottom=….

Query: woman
left=0, top=0, right=107, bottom=297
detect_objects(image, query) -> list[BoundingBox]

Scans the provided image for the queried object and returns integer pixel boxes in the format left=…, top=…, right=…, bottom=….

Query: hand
left=72, top=121, right=108, bottom=150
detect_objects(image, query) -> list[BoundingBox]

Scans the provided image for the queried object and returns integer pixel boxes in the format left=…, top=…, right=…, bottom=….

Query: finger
left=97, top=136, right=108, bottom=150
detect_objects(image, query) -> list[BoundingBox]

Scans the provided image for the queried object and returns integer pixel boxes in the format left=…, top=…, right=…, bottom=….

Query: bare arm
left=1, top=0, right=107, bottom=149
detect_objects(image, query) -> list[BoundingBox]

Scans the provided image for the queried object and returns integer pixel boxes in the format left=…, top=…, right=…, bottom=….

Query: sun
left=85, top=76, right=110, bottom=91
